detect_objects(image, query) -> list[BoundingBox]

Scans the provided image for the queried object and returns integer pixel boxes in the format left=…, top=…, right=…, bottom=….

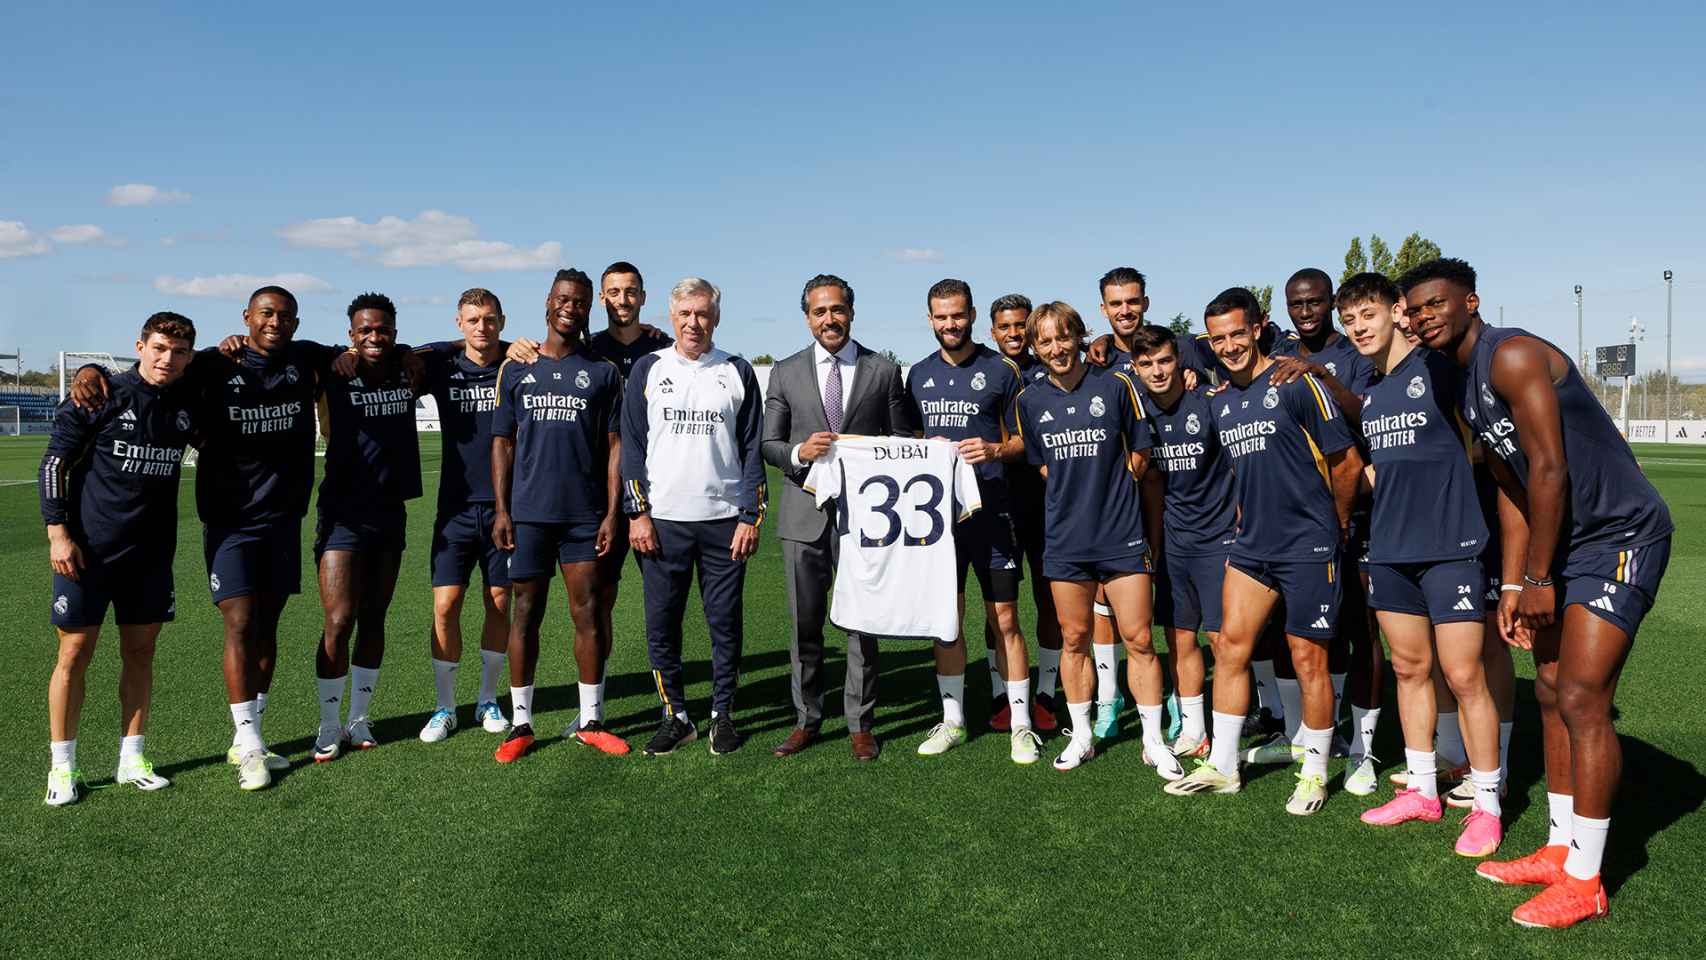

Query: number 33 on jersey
left=804, top=437, right=982, bottom=644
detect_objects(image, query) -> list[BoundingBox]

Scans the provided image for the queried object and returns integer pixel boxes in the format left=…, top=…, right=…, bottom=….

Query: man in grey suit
left=761, top=274, right=913, bottom=760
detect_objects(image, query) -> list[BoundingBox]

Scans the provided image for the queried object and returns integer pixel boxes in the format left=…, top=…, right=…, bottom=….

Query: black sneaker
left=708, top=714, right=742, bottom=756
left=1243, top=708, right=1283, bottom=738
left=644, top=715, right=698, bottom=756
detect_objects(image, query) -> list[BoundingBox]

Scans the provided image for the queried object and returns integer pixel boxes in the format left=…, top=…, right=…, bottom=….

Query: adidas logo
left=324, top=696, right=340, bottom=703
left=1590, top=596, right=1615, bottom=612
left=1039, top=411, right=1055, bottom=423
left=1453, top=596, right=1476, bottom=612
left=1221, top=404, right=1231, bottom=415
left=922, top=377, right=936, bottom=388
left=358, top=686, right=374, bottom=693
left=522, top=373, right=537, bottom=384
left=228, top=375, right=245, bottom=387
left=1311, top=616, right=1330, bottom=629
left=119, top=409, right=138, bottom=421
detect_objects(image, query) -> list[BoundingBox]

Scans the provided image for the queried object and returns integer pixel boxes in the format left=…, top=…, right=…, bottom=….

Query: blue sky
left=3, top=1, right=1703, bottom=380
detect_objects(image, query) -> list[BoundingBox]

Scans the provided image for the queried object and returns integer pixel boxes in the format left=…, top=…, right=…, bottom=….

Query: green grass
left=2, top=435, right=1703, bottom=959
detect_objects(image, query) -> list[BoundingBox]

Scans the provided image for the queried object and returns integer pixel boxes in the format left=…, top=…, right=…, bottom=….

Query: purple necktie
left=824, top=358, right=844, bottom=432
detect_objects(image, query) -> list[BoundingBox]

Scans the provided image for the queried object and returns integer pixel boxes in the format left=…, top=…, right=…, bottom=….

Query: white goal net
left=0, top=405, right=19, bottom=437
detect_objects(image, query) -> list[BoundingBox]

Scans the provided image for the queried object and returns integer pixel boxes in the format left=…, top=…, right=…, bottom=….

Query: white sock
left=1093, top=644, right=1117, bottom=703
left=235, top=692, right=270, bottom=748
left=938, top=674, right=965, bottom=728
left=1436, top=711, right=1467, bottom=765
left=317, top=676, right=346, bottom=729
left=1297, top=723, right=1332, bottom=779
left=50, top=739, right=76, bottom=770
left=987, top=654, right=1005, bottom=699
left=1350, top=705, right=1380, bottom=758
left=1067, top=700, right=1093, bottom=746
left=1037, top=648, right=1061, bottom=700
left=119, top=734, right=144, bottom=765
left=1252, top=660, right=1279, bottom=715
left=1498, top=720, right=1514, bottom=786
left=347, top=666, right=380, bottom=724
left=1180, top=694, right=1206, bottom=742
left=230, top=700, right=263, bottom=754
left=511, top=684, right=534, bottom=729
left=579, top=681, right=603, bottom=726
left=432, top=659, right=459, bottom=712
left=1547, top=792, right=1575, bottom=847
left=256, top=690, right=268, bottom=715
left=1006, top=679, right=1032, bottom=731
left=1564, top=814, right=1610, bottom=881
left=478, top=649, right=505, bottom=704
left=1405, top=748, right=1439, bottom=800
left=1278, top=678, right=1302, bottom=742
left=1136, top=703, right=1166, bottom=745
left=1210, top=711, right=1244, bottom=778
left=1470, top=767, right=1502, bottom=817
left=1330, top=672, right=1346, bottom=723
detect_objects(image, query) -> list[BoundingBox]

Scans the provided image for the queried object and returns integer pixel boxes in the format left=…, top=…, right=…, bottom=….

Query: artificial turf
left=1, top=437, right=1702, bottom=959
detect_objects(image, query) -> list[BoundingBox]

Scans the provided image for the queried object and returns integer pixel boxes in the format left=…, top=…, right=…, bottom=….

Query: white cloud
left=50, top=224, right=121, bottom=246
left=882, top=247, right=945, bottom=263
left=0, top=221, right=52, bottom=258
left=153, top=272, right=333, bottom=300
left=107, top=183, right=191, bottom=207
left=279, top=210, right=561, bottom=271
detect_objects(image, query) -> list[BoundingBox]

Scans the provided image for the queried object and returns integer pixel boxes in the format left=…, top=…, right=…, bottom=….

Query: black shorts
left=1559, top=538, right=1671, bottom=637
left=204, top=522, right=302, bottom=604
left=430, top=503, right=511, bottom=589
left=315, top=501, right=407, bottom=559
left=1155, top=551, right=1227, bottom=633
left=1044, top=550, right=1152, bottom=584
left=1228, top=553, right=1343, bottom=641
left=1366, top=558, right=1486, bottom=625
left=955, top=509, right=1022, bottom=603
left=509, top=519, right=601, bottom=580
left=51, top=552, right=176, bottom=628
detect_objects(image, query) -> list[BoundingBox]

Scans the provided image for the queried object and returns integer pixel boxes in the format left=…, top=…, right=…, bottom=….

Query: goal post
left=0, top=405, right=19, bottom=437
left=58, top=352, right=139, bottom=401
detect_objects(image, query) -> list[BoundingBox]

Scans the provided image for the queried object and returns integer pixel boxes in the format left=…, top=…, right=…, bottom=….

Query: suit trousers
left=782, top=527, right=878, bottom=732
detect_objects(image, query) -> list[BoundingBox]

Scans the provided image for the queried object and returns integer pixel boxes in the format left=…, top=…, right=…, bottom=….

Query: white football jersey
left=804, top=436, right=981, bottom=643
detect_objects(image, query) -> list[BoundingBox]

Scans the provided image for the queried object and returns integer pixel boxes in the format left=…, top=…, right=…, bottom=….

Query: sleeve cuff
left=790, top=443, right=804, bottom=469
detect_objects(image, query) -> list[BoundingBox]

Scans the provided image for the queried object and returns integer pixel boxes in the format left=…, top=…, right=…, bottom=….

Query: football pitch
left=2, top=436, right=1702, bottom=959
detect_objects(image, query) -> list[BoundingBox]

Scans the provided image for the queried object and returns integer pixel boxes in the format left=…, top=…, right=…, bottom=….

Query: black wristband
left=1521, top=574, right=1554, bottom=588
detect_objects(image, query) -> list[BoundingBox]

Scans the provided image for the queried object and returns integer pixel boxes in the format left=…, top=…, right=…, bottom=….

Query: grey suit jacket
left=761, top=340, right=914, bottom=542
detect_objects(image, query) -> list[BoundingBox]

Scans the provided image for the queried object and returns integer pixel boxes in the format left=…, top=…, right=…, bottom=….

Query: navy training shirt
left=39, top=367, right=197, bottom=563
left=589, top=327, right=674, bottom=380
left=906, top=344, right=1023, bottom=510
left=491, top=351, right=624, bottom=524
left=184, top=341, right=339, bottom=528
left=1140, top=385, right=1237, bottom=557
left=1462, top=325, right=1672, bottom=562
left=1018, top=365, right=1154, bottom=563
left=418, top=342, right=501, bottom=509
left=1303, top=333, right=1376, bottom=395
left=1213, top=364, right=1356, bottom=562
left=1004, top=352, right=1049, bottom=508
left=318, top=359, right=423, bottom=507
left=1361, top=347, right=1486, bottom=564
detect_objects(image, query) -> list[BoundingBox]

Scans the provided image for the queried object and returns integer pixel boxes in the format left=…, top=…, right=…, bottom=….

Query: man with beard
left=1408, top=258, right=1671, bottom=928
left=905, top=279, right=1034, bottom=762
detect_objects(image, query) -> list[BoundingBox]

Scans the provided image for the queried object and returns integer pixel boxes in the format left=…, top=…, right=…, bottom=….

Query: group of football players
left=38, top=257, right=1671, bottom=930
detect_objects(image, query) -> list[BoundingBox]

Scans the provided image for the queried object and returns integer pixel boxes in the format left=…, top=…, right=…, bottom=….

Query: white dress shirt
left=791, top=340, right=859, bottom=468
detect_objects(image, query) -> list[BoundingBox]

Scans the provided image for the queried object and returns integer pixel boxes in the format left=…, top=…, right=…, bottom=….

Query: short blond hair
left=1026, top=300, right=1086, bottom=348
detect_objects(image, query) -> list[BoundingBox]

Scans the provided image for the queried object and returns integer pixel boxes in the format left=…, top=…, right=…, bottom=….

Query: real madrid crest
left=575, top=369, right=591, bottom=389
left=285, top=364, right=299, bottom=384
left=1263, top=387, right=1279, bottom=409
left=176, top=409, right=193, bottom=432
left=1406, top=375, right=1425, bottom=399
left=1480, top=382, right=1495, bottom=408
left=971, top=371, right=986, bottom=391
left=1089, top=395, right=1106, bottom=418
left=1326, top=361, right=1338, bottom=376
left=1185, top=412, right=1201, bottom=435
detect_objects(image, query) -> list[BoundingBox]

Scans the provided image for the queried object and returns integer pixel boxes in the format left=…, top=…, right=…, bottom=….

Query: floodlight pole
left=1665, top=270, right=1674, bottom=443
left=1575, top=285, right=1584, bottom=369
